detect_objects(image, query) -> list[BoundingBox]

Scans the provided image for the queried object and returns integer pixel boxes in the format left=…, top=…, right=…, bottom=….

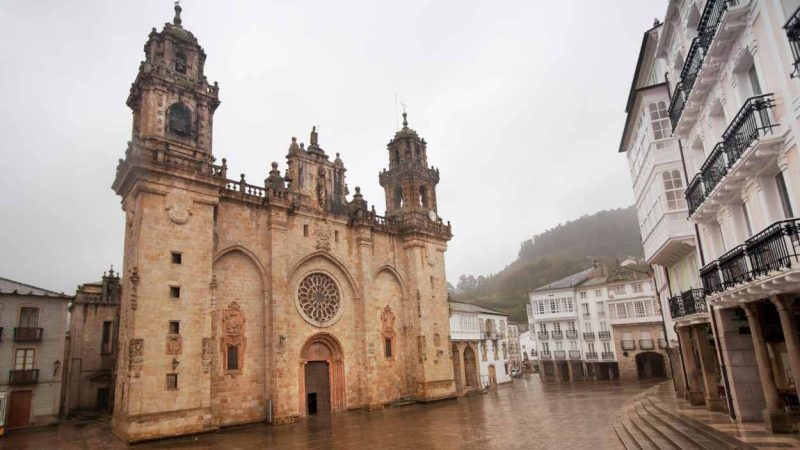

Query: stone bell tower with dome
left=111, top=4, right=455, bottom=444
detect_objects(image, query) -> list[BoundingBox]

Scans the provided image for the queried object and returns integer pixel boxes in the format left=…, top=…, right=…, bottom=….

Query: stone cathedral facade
left=110, top=5, right=455, bottom=443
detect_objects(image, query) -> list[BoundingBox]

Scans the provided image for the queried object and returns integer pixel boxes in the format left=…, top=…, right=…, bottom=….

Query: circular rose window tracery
left=298, top=273, right=341, bottom=326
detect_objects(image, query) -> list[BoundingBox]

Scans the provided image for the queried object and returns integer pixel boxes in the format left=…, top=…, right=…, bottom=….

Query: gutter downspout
left=655, top=266, right=680, bottom=394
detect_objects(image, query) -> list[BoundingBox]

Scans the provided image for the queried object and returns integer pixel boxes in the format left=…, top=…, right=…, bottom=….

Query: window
left=580, top=292, right=587, bottom=299
left=166, top=374, right=178, bottom=390
left=649, top=101, right=672, bottom=140
left=169, top=321, right=180, bottom=334
left=603, top=342, right=612, bottom=353
left=227, top=346, right=239, bottom=371
left=334, top=231, right=339, bottom=243
left=170, top=286, right=181, bottom=299
left=588, top=342, right=595, bottom=352
left=584, top=322, right=593, bottom=332
left=777, top=171, right=795, bottom=219
left=171, top=252, right=182, bottom=264
left=175, top=51, right=187, bottom=74
left=18, top=307, right=39, bottom=328
left=599, top=321, right=608, bottom=332
left=633, top=284, right=643, bottom=293
left=567, top=322, right=576, bottom=331
left=747, top=64, right=763, bottom=96
left=303, top=224, right=309, bottom=237
left=555, top=342, right=563, bottom=351
left=634, top=301, right=645, bottom=317
left=742, top=202, right=754, bottom=237
left=614, top=285, right=626, bottom=295
left=14, top=349, right=34, bottom=370
left=553, top=323, right=561, bottom=332
left=581, top=303, right=590, bottom=315
left=101, top=321, right=113, bottom=355
left=570, top=341, right=578, bottom=350
left=622, top=332, right=633, bottom=340
left=167, top=103, right=191, bottom=136
left=542, top=342, right=549, bottom=352
left=383, top=338, right=392, bottom=358
left=538, top=323, right=547, bottom=332
left=663, top=170, right=687, bottom=211
left=640, top=331, right=652, bottom=339
left=595, top=290, right=602, bottom=297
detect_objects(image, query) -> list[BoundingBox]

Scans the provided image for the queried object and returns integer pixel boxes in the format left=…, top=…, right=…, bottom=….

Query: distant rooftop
left=0, top=277, right=71, bottom=298
left=531, top=267, right=594, bottom=293
left=449, top=301, right=508, bottom=316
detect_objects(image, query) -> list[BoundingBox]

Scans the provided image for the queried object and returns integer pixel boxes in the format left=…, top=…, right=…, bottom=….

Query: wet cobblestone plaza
left=0, top=377, right=661, bottom=450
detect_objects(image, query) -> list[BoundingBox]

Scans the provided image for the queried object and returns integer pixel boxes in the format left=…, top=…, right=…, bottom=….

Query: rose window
left=298, top=273, right=340, bottom=325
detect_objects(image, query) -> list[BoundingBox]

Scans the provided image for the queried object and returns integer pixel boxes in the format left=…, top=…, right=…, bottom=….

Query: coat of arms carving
left=314, top=219, right=332, bottom=252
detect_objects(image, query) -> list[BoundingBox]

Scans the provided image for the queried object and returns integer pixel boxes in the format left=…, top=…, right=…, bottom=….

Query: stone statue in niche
left=381, top=305, right=395, bottom=331
left=129, top=338, right=144, bottom=377
left=314, top=220, right=332, bottom=252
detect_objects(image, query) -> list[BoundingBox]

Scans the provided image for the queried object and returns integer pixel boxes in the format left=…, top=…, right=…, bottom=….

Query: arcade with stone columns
left=110, top=5, right=455, bottom=443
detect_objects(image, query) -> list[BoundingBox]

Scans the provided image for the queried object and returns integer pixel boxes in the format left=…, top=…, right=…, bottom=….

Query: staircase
left=614, top=385, right=757, bottom=450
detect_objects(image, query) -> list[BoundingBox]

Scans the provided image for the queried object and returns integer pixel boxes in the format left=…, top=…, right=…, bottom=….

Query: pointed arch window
left=168, top=103, right=191, bottom=137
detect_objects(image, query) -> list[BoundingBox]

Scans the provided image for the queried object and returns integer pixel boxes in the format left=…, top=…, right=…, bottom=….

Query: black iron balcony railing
left=551, top=331, right=563, bottom=339
left=670, top=288, right=710, bottom=319
left=668, top=82, right=688, bottom=130
left=639, top=339, right=655, bottom=350
left=582, top=312, right=591, bottom=319
left=540, top=351, right=552, bottom=359
left=583, top=332, right=595, bottom=340
left=565, top=330, right=578, bottom=339
left=598, top=331, right=611, bottom=340
left=586, top=352, right=598, bottom=360
left=700, top=219, right=800, bottom=296
left=569, top=350, right=581, bottom=360
left=9, top=369, right=39, bottom=384
left=785, top=4, right=800, bottom=78
left=530, top=350, right=538, bottom=357
left=554, top=350, right=566, bottom=360
left=658, top=338, right=668, bottom=349
left=621, top=340, right=636, bottom=351
left=14, top=327, right=43, bottom=341
left=680, top=38, right=707, bottom=99
left=700, top=143, right=728, bottom=197
left=698, top=0, right=729, bottom=49
left=537, top=331, right=549, bottom=340
left=722, top=94, right=777, bottom=164
left=686, top=173, right=705, bottom=216
left=602, top=352, right=614, bottom=360
left=700, top=260, right=724, bottom=295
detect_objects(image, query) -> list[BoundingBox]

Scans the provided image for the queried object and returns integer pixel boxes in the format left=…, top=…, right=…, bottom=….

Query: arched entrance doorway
left=636, top=352, right=666, bottom=379
left=463, top=345, right=479, bottom=388
left=299, top=333, right=346, bottom=416
left=488, top=365, right=497, bottom=385
left=452, top=343, right=463, bottom=392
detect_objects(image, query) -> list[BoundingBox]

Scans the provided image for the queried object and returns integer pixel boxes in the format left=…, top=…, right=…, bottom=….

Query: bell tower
left=127, top=2, right=220, bottom=160
left=379, top=112, right=440, bottom=218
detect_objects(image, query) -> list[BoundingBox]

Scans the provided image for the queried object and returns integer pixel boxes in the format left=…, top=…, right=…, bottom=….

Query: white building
left=449, top=301, right=512, bottom=391
left=518, top=330, right=538, bottom=372
left=622, top=0, right=800, bottom=433
left=507, top=323, right=522, bottom=372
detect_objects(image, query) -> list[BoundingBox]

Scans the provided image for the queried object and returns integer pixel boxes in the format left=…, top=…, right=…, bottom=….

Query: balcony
left=668, top=82, right=687, bottom=131
left=602, top=352, right=614, bottom=360
left=639, top=339, right=655, bottom=350
left=598, top=331, right=611, bottom=340
left=9, top=369, right=39, bottom=384
left=540, top=351, right=552, bottom=359
left=537, top=331, right=549, bottom=340
left=551, top=331, right=563, bottom=340
left=569, top=350, right=581, bottom=360
left=565, top=330, right=578, bottom=339
left=643, top=211, right=696, bottom=267
left=700, top=219, right=800, bottom=302
left=14, top=327, right=43, bottom=342
left=554, top=350, right=566, bottom=360
left=621, top=340, right=636, bottom=351
left=658, top=338, right=668, bottom=349
left=785, top=4, right=800, bottom=78
left=668, top=289, right=709, bottom=320
left=586, top=352, right=598, bottom=360
left=686, top=94, right=779, bottom=219
left=583, top=332, right=595, bottom=340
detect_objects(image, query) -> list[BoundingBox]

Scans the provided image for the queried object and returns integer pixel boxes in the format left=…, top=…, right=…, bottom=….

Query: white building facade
left=449, top=301, right=512, bottom=391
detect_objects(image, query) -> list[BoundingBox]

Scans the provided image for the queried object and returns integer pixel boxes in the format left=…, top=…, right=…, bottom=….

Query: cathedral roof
left=0, top=277, right=71, bottom=298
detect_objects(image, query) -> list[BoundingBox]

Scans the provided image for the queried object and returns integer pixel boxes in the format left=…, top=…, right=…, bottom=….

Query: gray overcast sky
left=0, top=0, right=665, bottom=294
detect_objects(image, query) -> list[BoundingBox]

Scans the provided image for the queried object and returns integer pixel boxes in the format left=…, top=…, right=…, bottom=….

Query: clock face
left=428, top=210, right=437, bottom=221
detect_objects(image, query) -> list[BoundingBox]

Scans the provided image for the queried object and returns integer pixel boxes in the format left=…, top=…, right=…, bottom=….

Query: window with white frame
left=554, top=323, right=562, bottom=332
left=599, top=321, right=608, bottom=331
left=603, top=342, right=612, bottom=353
left=555, top=342, right=563, bottom=351
left=595, top=290, right=602, bottom=297
left=622, top=332, right=633, bottom=340
left=542, top=342, right=549, bottom=352
left=588, top=342, right=595, bottom=352
left=15, top=348, right=35, bottom=370
left=580, top=292, right=587, bottom=299
left=584, top=322, right=593, bottom=332
left=582, top=303, right=589, bottom=315
left=663, top=170, right=687, bottom=211
left=539, top=323, right=547, bottom=332
left=570, top=341, right=578, bottom=350
left=634, top=301, right=645, bottom=317
left=633, top=283, right=643, bottom=293
left=567, top=322, right=576, bottom=331
left=640, top=331, right=652, bottom=339
left=649, top=101, right=673, bottom=140
left=614, top=285, right=626, bottom=295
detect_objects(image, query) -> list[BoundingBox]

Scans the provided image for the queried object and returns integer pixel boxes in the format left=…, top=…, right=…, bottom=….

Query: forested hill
left=449, top=206, right=644, bottom=324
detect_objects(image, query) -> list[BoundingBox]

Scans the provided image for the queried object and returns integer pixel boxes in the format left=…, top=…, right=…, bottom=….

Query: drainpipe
left=654, top=266, right=680, bottom=393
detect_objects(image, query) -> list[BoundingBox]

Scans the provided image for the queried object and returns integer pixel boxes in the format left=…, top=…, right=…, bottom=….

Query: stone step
left=614, top=412, right=642, bottom=450
left=640, top=398, right=733, bottom=450
left=633, top=400, right=702, bottom=450
left=625, top=402, right=680, bottom=450
left=619, top=406, right=659, bottom=450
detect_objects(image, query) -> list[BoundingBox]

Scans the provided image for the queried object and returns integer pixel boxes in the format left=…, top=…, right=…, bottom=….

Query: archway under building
left=299, top=333, right=346, bottom=416
left=636, top=352, right=666, bottom=379
left=463, top=345, right=479, bottom=388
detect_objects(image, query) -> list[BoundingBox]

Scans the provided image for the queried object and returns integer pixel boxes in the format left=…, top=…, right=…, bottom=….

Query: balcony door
left=18, top=307, right=38, bottom=328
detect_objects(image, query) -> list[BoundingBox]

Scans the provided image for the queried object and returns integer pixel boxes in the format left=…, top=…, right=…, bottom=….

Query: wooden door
left=7, top=391, right=32, bottom=429
left=97, top=388, right=110, bottom=411
left=304, top=362, right=331, bottom=415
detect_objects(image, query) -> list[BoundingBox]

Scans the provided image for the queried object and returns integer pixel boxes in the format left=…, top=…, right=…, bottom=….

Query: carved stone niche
left=129, top=338, right=144, bottom=378
left=221, top=301, right=246, bottom=376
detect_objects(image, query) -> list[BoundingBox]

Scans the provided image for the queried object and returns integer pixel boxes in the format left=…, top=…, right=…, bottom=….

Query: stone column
left=670, top=347, right=687, bottom=399
left=743, top=302, right=791, bottom=433
left=567, top=361, right=574, bottom=382
left=554, top=361, right=562, bottom=383
left=608, top=364, right=614, bottom=381
left=677, top=326, right=705, bottom=406
left=458, top=343, right=467, bottom=392
left=695, top=324, right=725, bottom=411
left=771, top=295, right=800, bottom=392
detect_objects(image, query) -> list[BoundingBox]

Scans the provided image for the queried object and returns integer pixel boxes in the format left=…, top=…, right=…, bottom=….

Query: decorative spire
left=173, top=1, right=183, bottom=28
left=402, top=112, right=408, bottom=128
left=334, top=152, right=344, bottom=166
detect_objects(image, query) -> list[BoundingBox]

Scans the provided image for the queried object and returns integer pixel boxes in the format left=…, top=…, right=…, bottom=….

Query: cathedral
left=110, top=5, right=455, bottom=443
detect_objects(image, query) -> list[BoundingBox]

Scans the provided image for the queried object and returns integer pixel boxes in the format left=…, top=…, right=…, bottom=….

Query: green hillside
left=449, top=206, right=644, bottom=324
